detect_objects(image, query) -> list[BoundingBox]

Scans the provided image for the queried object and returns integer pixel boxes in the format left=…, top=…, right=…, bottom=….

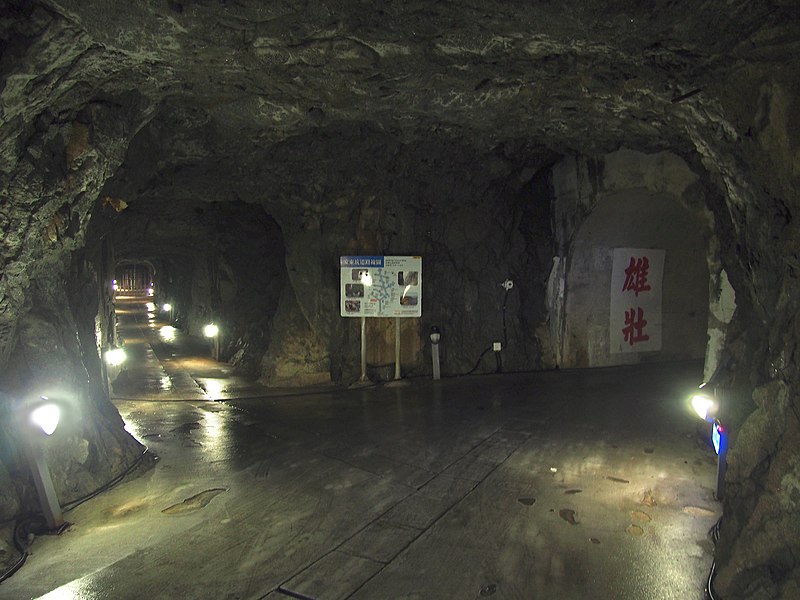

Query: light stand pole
left=393, top=317, right=401, bottom=381
left=360, top=316, right=368, bottom=383
left=430, top=326, right=441, bottom=380
left=713, top=419, right=729, bottom=500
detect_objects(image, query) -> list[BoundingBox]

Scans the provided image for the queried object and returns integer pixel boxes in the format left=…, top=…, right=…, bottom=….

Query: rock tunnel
left=1, top=1, right=799, bottom=598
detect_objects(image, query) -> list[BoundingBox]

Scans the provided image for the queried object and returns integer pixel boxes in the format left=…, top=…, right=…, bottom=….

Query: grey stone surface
left=0, top=309, right=721, bottom=598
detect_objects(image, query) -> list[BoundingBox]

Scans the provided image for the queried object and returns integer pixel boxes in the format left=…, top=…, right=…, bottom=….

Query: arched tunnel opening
left=1, top=2, right=799, bottom=599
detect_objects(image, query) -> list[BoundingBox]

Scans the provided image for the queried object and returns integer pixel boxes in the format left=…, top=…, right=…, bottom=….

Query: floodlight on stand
left=162, top=302, right=174, bottom=324
left=204, top=323, right=220, bottom=361
left=22, top=396, right=67, bottom=531
left=691, top=383, right=728, bottom=500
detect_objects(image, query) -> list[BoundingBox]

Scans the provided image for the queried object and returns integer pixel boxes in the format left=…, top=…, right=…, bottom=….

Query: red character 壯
left=622, top=307, right=649, bottom=346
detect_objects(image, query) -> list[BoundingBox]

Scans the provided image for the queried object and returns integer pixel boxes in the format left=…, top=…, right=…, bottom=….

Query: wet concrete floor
left=3, top=295, right=721, bottom=599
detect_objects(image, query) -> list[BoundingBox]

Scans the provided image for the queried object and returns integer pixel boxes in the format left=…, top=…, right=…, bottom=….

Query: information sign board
left=340, top=256, right=422, bottom=317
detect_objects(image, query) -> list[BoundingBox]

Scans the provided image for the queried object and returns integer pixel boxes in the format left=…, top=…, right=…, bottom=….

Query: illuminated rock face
left=1, top=2, right=799, bottom=596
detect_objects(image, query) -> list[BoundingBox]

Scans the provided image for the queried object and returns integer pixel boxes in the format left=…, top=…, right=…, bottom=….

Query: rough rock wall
left=104, top=198, right=289, bottom=376
left=0, top=242, right=146, bottom=524
left=257, top=133, right=556, bottom=381
left=700, top=71, right=800, bottom=600
left=0, top=92, right=153, bottom=526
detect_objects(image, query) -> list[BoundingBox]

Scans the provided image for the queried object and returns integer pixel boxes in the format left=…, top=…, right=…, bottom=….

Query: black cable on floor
left=704, top=516, right=723, bottom=600
left=62, top=448, right=151, bottom=512
left=0, top=513, right=48, bottom=585
left=0, top=549, right=27, bottom=584
left=0, top=448, right=151, bottom=585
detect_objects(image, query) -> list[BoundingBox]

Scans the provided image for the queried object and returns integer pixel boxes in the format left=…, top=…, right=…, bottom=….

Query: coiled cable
left=0, top=447, right=151, bottom=584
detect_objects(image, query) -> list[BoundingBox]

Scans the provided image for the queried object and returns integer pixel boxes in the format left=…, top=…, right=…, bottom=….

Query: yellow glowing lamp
left=691, top=394, right=716, bottom=422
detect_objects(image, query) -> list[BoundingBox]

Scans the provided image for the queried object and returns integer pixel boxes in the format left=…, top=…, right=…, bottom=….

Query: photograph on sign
left=609, top=248, right=665, bottom=353
left=340, top=256, right=422, bottom=317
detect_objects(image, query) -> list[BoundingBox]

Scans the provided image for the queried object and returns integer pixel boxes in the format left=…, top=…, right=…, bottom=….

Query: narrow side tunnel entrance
left=101, top=200, right=293, bottom=381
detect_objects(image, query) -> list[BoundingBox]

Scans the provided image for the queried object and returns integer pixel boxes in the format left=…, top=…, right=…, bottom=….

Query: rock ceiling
left=2, top=0, right=796, bottom=207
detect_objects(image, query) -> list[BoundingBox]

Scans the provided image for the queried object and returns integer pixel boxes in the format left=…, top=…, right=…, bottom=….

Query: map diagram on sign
left=370, top=268, right=395, bottom=314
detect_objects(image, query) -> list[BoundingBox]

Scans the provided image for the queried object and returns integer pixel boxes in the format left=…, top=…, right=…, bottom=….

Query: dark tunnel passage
left=1, top=1, right=799, bottom=598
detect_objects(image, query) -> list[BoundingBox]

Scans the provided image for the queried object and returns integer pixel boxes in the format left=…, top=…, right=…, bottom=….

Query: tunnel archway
left=113, top=260, right=156, bottom=294
left=103, top=200, right=298, bottom=380
left=545, top=149, right=713, bottom=370
left=555, top=150, right=711, bottom=368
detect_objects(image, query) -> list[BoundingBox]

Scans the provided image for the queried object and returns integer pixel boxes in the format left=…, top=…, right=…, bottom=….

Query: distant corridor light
left=160, top=326, right=177, bottom=342
left=105, top=347, right=127, bottom=366
left=203, top=324, right=219, bottom=338
left=162, top=303, right=172, bottom=312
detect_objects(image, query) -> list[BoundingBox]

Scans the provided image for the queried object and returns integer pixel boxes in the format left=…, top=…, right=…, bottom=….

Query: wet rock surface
left=0, top=1, right=799, bottom=597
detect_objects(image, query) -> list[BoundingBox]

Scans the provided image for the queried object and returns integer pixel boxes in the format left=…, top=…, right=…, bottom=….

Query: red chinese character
left=622, top=256, right=651, bottom=296
left=622, top=307, right=649, bottom=346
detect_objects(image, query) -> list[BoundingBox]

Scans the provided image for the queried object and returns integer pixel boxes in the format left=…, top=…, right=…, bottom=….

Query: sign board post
left=393, top=317, right=402, bottom=381
left=340, top=256, right=422, bottom=384
left=360, top=316, right=367, bottom=383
